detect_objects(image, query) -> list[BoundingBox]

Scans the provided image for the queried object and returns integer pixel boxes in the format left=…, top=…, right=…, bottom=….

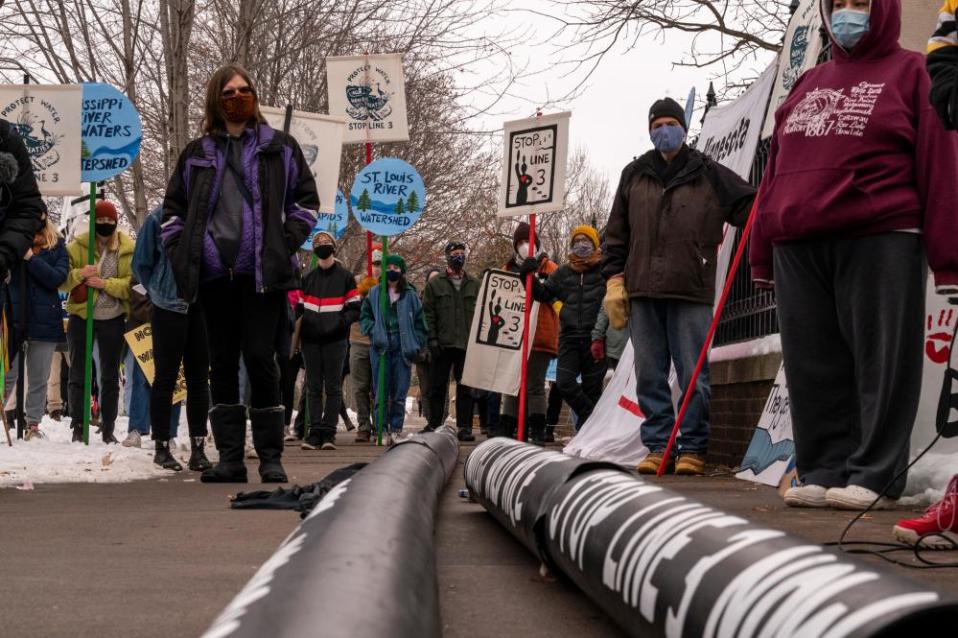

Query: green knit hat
left=385, top=254, right=407, bottom=273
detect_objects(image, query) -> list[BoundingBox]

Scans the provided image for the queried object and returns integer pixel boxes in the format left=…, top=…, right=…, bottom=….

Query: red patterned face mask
left=222, top=93, right=256, bottom=124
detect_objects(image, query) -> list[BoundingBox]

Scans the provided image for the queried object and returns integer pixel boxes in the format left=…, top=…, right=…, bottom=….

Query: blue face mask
left=831, top=9, right=869, bottom=50
left=650, top=124, right=685, bottom=154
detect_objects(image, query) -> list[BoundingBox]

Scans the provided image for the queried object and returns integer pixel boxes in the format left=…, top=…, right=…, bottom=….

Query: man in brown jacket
left=603, top=97, right=755, bottom=476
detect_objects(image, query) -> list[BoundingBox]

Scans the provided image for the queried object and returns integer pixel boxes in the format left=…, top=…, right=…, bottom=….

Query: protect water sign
left=498, top=111, right=571, bottom=217
left=350, top=157, right=425, bottom=237
left=81, top=82, right=142, bottom=182
left=302, top=189, right=349, bottom=250
left=326, top=53, right=409, bottom=144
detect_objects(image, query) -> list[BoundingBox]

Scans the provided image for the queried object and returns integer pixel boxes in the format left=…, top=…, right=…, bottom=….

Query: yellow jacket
left=62, top=232, right=134, bottom=319
left=929, top=1, right=958, bottom=52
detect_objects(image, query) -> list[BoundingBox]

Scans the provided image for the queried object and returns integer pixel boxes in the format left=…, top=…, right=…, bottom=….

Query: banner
left=326, top=53, right=409, bottom=144
left=0, top=84, right=82, bottom=196
left=762, top=0, right=823, bottom=139
left=350, top=157, right=425, bottom=237
left=260, top=106, right=345, bottom=215
left=80, top=83, right=142, bottom=182
left=498, top=111, right=571, bottom=217
left=124, top=324, right=187, bottom=404
left=462, top=269, right=540, bottom=396
left=736, top=363, right=794, bottom=486
left=301, top=190, right=348, bottom=250
left=698, top=63, right=776, bottom=180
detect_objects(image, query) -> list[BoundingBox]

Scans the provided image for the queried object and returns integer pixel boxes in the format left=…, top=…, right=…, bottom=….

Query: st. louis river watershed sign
left=350, top=157, right=425, bottom=237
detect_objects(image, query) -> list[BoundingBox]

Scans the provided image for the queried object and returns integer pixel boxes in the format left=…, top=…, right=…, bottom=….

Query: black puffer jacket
left=296, top=262, right=360, bottom=343
left=0, top=120, right=44, bottom=279
left=532, top=262, right=606, bottom=340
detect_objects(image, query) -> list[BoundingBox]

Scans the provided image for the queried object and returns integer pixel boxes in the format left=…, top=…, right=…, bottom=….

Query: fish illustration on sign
left=13, top=110, right=63, bottom=171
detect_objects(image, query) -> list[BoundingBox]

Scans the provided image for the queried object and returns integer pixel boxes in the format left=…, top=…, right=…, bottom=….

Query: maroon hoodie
left=750, top=0, right=958, bottom=288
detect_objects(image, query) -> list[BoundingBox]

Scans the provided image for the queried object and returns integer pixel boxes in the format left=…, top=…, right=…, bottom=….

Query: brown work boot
left=355, top=430, right=371, bottom=443
left=638, top=451, right=673, bottom=475
left=675, top=453, right=706, bottom=476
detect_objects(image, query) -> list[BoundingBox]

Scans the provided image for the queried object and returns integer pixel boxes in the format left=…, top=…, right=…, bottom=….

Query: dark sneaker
left=355, top=430, right=371, bottom=443
left=457, top=429, right=476, bottom=442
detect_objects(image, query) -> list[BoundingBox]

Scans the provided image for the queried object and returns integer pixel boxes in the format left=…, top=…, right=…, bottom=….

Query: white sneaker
left=826, top=485, right=897, bottom=511
left=121, top=431, right=142, bottom=448
left=246, top=446, right=259, bottom=459
left=783, top=484, right=828, bottom=508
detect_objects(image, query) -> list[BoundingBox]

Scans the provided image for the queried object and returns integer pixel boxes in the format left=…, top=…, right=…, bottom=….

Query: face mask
left=447, top=254, right=465, bottom=270
left=387, top=270, right=401, bottom=282
left=650, top=124, right=685, bottom=154
left=831, top=9, right=869, bottom=50
left=314, top=245, right=334, bottom=260
left=222, top=93, right=256, bottom=124
left=95, top=223, right=116, bottom=237
left=572, top=241, right=594, bottom=258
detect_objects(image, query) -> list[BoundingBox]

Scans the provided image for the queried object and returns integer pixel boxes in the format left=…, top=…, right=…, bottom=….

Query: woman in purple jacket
left=161, top=64, right=319, bottom=483
left=750, top=0, right=958, bottom=510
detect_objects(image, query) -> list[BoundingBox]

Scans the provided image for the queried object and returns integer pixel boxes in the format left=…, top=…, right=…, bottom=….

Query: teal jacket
left=360, top=284, right=427, bottom=363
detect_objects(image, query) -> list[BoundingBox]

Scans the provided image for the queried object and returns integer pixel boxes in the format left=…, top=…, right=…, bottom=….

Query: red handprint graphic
left=926, top=308, right=955, bottom=364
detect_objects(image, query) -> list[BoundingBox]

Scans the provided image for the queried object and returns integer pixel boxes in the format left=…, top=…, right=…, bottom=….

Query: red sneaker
left=893, top=475, right=958, bottom=549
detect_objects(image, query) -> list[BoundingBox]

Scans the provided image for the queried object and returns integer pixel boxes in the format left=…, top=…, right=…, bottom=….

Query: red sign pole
left=365, top=142, right=374, bottom=276
left=516, top=213, right=537, bottom=442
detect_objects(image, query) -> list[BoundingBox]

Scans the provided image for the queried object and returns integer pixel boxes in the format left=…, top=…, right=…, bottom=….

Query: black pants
left=67, top=314, right=125, bottom=428
left=427, top=347, right=474, bottom=431
left=151, top=304, right=210, bottom=441
left=556, top=335, right=606, bottom=427
left=200, top=277, right=285, bottom=408
left=546, top=382, right=563, bottom=426
left=301, top=339, right=348, bottom=442
left=774, top=234, right=925, bottom=498
left=280, top=351, right=303, bottom=427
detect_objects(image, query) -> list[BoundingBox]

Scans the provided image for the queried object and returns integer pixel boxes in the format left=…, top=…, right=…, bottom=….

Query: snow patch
left=901, top=452, right=958, bottom=506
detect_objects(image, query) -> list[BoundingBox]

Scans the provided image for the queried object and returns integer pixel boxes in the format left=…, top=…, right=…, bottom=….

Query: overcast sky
left=469, top=2, right=777, bottom=184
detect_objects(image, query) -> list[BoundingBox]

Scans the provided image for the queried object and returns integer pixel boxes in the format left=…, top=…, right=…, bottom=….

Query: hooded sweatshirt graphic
left=750, top=0, right=958, bottom=288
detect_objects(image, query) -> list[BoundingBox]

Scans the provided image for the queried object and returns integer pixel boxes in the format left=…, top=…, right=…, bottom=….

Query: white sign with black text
left=498, top=111, right=571, bottom=217
left=326, top=53, right=409, bottom=144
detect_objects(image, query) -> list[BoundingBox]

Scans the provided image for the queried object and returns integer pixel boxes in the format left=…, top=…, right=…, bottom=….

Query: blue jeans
left=126, top=349, right=180, bottom=437
left=371, top=333, right=411, bottom=434
left=630, top=299, right=711, bottom=454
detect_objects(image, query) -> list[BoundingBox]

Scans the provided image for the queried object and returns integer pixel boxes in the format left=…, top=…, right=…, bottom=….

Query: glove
left=518, top=257, right=539, bottom=278
left=938, top=284, right=958, bottom=305
left=929, top=65, right=958, bottom=131
left=590, top=339, right=606, bottom=361
left=604, top=274, right=629, bottom=330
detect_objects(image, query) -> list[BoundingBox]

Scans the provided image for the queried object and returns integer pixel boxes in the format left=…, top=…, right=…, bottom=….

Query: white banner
left=261, top=105, right=345, bottom=214
left=698, top=63, right=777, bottom=181
left=735, top=364, right=794, bottom=486
left=462, top=269, right=540, bottom=396
left=326, top=53, right=409, bottom=144
left=0, top=84, right=82, bottom=196
left=498, top=111, right=571, bottom=217
left=762, top=0, right=823, bottom=139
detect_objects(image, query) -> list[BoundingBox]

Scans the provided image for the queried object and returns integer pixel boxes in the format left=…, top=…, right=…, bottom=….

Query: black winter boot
left=71, top=423, right=83, bottom=443
left=154, top=440, right=183, bottom=471
left=201, top=404, right=248, bottom=483
left=498, top=414, right=517, bottom=440
left=544, top=425, right=556, bottom=443
left=250, top=406, right=288, bottom=483
left=529, top=414, right=547, bottom=446
left=188, top=436, right=213, bottom=472
left=101, top=421, right=118, bottom=444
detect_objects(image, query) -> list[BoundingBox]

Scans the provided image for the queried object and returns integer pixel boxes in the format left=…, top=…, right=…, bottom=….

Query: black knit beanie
left=648, top=98, right=687, bottom=131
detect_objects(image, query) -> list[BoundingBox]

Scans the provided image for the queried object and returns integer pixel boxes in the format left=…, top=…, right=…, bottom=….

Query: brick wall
left=707, top=380, right=774, bottom=469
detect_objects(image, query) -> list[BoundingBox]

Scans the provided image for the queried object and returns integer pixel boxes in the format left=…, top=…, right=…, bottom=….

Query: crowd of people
left=1, top=0, right=957, bottom=548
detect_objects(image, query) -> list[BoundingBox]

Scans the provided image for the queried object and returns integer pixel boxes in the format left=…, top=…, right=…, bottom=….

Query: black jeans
left=556, top=335, right=606, bottom=427
left=280, top=351, right=303, bottom=427
left=200, top=276, right=285, bottom=408
left=301, top=339, right=348, bottom=442
left=67, top=314, right=125, bottom=429
left=427, top=347, right=474, bottom=431
left=151, top=304, right=210, bottom=441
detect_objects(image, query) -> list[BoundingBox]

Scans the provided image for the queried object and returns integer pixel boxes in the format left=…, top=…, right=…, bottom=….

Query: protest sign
left=736, top=364, right=795, bottom=486
left=762, top=0, right=823, bottom=139
left=302, top=190, right=348, bottom=250
left=326, top=53, right=409, bottom=144
left=498, top=111, right=571, bottom=217
left=0, top=84, right=82, bottom=196
left=124, top=324, right=187, bottom=404
left=698, top=63, right=776, bottom=180
left=462, top=270, right=540, bottom=396
left=260, top=105, right=345, bottom=215
left=80, top=83, right=142, bottom=182
left=350, top=158, right=425, bottom=237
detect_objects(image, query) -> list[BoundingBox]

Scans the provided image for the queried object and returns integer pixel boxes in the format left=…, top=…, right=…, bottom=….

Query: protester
left=524, top=225, right=606, bottom=433
left=162, top=64, right=318, bottom=482
left=545, top=381, right=563, bottom=443
left=750, top=0, right=958, bottom=508
left=499, top=223, right=558, bottom=443
left=348, top=245, right=382, bottom=443
left=4, top=212, right=68, bottom=439
left=63, top=200, right=134, bottom=444
left=592, top=306, right=628, bottom=371
left=296, top=231, right=359, bottom=451
left=422, top=241, right=479, bottom=441
left=46, top=344, right=68, bottom=421
left=0, top=116, right=44, bottom=290
left=133, top=207, right=211, bottom=472
left=415, top=267, right=443, bottom=425
left=281, top=287, right=304, bottom=441
left=360, top=254, right=426, bottom=445
left=122, top=279, right=153, bottom=447
left=604, top=97, right=755, bottom=476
